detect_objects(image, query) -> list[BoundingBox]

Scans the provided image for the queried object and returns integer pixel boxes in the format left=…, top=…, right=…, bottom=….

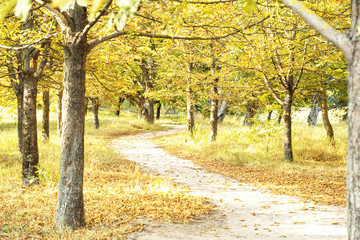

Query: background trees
left=0, top=0, right=353, bottom=236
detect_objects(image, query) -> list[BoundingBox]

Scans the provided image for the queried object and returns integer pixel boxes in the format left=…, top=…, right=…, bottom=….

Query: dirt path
left=110, top=125, right=347, bottom=240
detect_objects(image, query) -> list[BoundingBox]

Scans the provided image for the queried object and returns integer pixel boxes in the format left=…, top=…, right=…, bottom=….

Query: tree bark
left=42, top=90, right=50, bottom=141
left=346, top=43, right=360, bottom=239
left=217, top=100, right=227, bottom=123
left=187, top=85, right=194, bottom=135
left=84, top=97, right=89, bottom=116
left=209, top=78, right=219, bottom=142
left=14, top=85, right=24, bottom=154
left=138, top=105, right=144, bottom=119
left=21, top=15, right=39, bottom=186
left=277, top=109, right=283, bottom=124
left=143, top=98, right=155, bottom=124
left=55, top=3, right=87, bottom=230
left=243, top=100, right=257, bottom=127
left=275, top=0, right=357, bottom=236
left=115, top=97, right=124, bottom=116
left=283, top=93, right=293, bottom=163
left=8, top=42, right=24, bottom=155
left=267, top=110, right=273, bottom=122
left=307, top=94, right=320, bottom=126
left=22, top=60, right=39, bottom=185
left=89, top=97, right=100, bottom=129
left=57, top=89, right=63, bottom=136
left=319, top=81, right=334, bottom=144
left=156, top=101, right=161, bottom=120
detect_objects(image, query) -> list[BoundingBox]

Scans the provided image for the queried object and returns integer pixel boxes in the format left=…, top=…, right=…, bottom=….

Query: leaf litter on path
left=110, top=125, right=347, bottom=240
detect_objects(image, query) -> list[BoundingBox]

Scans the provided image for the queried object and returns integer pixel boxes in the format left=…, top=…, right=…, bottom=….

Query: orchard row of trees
left=0, top=0, right=358, bottom=237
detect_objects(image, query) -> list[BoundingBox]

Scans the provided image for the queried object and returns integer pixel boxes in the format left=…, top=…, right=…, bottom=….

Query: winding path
left=110, top=125, right=347, bottom=240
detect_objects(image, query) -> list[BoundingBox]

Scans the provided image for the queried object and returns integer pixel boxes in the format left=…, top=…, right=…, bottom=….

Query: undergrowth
left=157, top=113, right=347, bottom=206
left=0, top=111, right=212, bottom=239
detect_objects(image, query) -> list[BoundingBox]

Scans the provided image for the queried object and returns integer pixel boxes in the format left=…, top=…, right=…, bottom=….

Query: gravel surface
left=110, top=125, right=347, bottom=240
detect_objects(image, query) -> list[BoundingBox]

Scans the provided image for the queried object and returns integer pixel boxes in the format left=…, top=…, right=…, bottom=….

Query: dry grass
left=156, top=113, right=347, bottom=207
left=0, top=111, right=213, bottom=239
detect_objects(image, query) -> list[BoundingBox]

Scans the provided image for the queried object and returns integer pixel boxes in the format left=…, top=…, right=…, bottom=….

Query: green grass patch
left=0, top=110, right=212, bottom=239
left=157, top=114, right=347, bottom=206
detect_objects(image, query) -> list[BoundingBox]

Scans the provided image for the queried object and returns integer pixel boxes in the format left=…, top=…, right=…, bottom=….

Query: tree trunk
left=42, top=90, right=50, bottom=141
left=187, top=85, right=194, bottom=134
left=56, top=3, right=87, bottom=230
left=21, top=14, right=40, bottom=186
left=277, top=109, right=283, bottom=124
left=165, top=106, right=177, bottom=114
left=15, top=89, right=24, bottom=154
left=275, top=0, right=359, bottom=236
left=347, top=49, right=360, bottom=239
left=209, top=78, right=219, bottom=142
left=84, top=97, right=89, bottom=116
left=283, top=93, right=293, bottom=163
left=115, top=97, right=124, bottom=116
left=138, top=106, right=143, bottom=119
left=267, top=110, right=273, bottom=122
left=22, top=63, right=39, bottom=185
left=319, top=82, right=334, bottom=144
left=217, top=100, right=227, bottom=123
left=143, top=98, right=154, bottom=124
left=8, top=42, right=24, bottom=155
left=156, top=101, right=161, bottom=120
left=307, top=94, right=320, bottom=126
left=89, top=97, right=100, bottom=129
left=243, top=100, right=257, bottom=127
left=57, top=89, right=63, bottom=136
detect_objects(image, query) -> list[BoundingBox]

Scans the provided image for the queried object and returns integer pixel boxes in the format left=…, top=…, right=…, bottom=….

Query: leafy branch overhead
left=1, top=0, right=141, bottom=27
left=1, top=0, right=258, bottom=23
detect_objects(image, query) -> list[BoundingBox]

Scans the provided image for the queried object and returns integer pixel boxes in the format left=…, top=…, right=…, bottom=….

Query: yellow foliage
left=0, top=115, right=213, bottom=239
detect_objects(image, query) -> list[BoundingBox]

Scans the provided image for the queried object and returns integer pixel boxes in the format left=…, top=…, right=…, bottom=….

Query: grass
left=0, top=110, right=213, bottom=239
left=156, top=112, right=347, bottom=206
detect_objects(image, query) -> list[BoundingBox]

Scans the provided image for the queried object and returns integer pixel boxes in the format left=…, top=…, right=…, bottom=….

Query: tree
left=277, top=0, right=357, bottom=237
left=42, top=86, right=50, bottom=141
left=307, top=94, right=320, bottom=126
left=246, top=6, right=321, bottom=162
left=209, top=77, right=219, bottom=142
left=318, top=79, right=334, bottom=144
left=1, top=13, right=52, bottom=185
left=88, top=97, right=100, bottom=129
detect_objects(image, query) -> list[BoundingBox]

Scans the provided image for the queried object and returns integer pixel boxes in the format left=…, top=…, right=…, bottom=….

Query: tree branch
left=35, top=40, right=51, bottom=79
left=293, top=66, right=303, bottom=92
left=263, top=74, right=284, bottom=106
left=88, top=16, right=270, bottom=51
left=279, top=0, right=351, bottom=60
left=90, top=71, right=118, bottom=92
left=34, top=0, right=68, bottom=31
left=270, top=57, right=287, bottom=89
left=173, top=0, right=240, bottom=4
left=0, top=33, right=58, bottom=50
left=135, top=13, right=163, bottom=23
left=82, top=0, right=113, bottom=36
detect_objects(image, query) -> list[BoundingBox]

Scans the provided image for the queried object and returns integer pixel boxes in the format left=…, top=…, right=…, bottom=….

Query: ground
left=110, top=125, right=347, bottom=240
